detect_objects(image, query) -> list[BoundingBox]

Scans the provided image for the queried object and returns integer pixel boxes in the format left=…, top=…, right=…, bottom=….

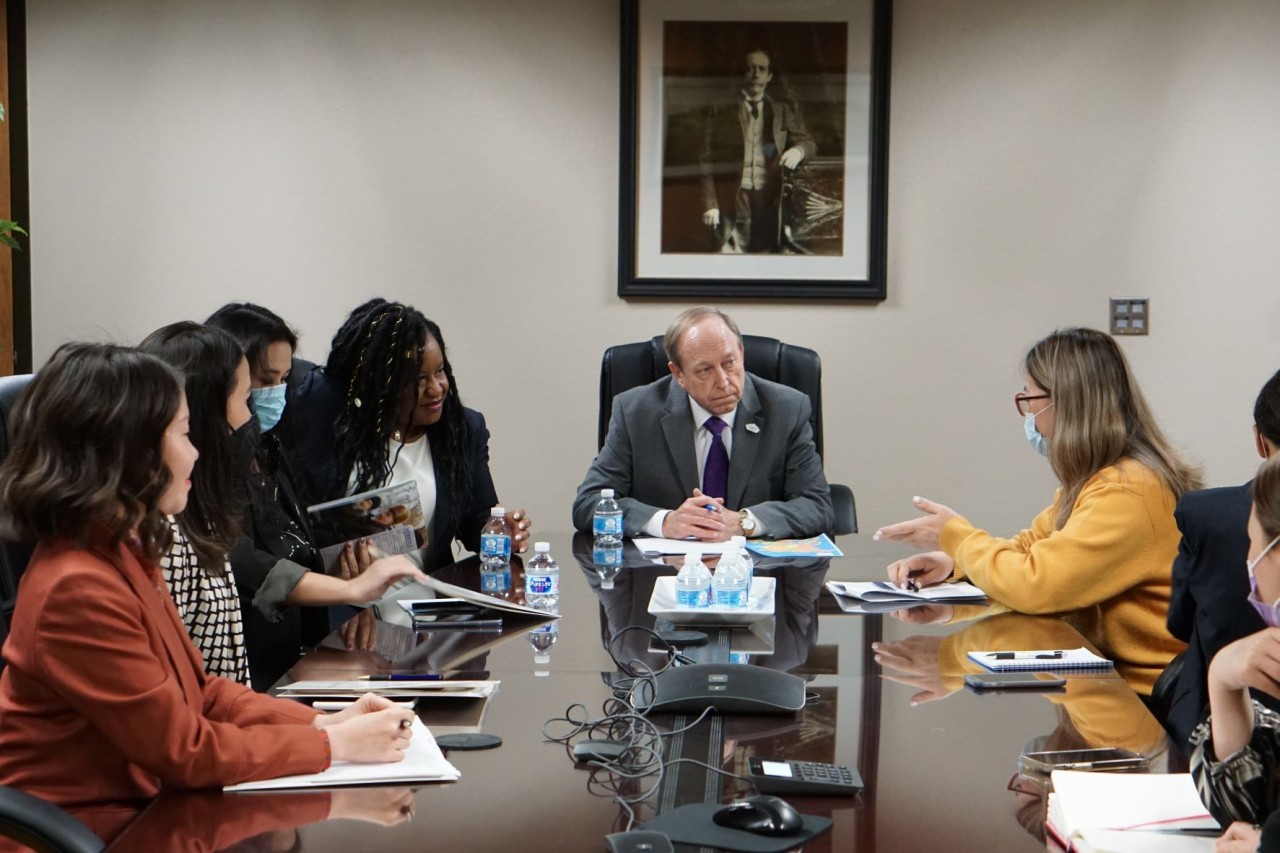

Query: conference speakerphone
left=643, top=663, right=807, bottom=715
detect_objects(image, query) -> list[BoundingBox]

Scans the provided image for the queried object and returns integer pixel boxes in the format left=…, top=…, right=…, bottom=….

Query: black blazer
left=1165, top=482, right=1279, bottom=750
left=286, top=366, right=498, bottom=571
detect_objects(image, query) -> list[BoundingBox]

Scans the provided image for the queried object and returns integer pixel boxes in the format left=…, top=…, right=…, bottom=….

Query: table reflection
left=874, top=609, right=1170, bottom=845
left=104, top=787, right=414, bottom=851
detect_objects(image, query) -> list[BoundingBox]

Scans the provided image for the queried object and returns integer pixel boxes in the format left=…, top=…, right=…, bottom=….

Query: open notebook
left=1045, top=770, right=1218, bottom=852
left=826, top=580, right=987, bottom=612
left=225, top=718, right=460, bottom=790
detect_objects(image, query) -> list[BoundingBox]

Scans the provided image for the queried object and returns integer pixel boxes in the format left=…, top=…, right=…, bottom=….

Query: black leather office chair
left=598, top=335, right=857, bottom=535
left=0, top=374, right=35, bottom=657
left=0, top=787, right=104, bottom=853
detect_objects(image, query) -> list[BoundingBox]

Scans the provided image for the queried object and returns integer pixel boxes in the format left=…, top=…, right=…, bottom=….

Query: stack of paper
left=632, top=538, right=730, bottom=556
left=225, top=718, right=460, bottom=790
left=825, top=580, right=987, bottom=612
left=633, top=535, right=844, bottom=558
left=278, top=679, right=500, bottom=702
left=1045, top=770, right=1219, bottom=852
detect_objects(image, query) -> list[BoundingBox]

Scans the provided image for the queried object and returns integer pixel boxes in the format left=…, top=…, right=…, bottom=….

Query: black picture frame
left=618, top=0, right=892, bottom=300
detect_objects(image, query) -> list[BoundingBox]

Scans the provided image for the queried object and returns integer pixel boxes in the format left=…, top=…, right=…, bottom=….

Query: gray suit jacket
left=572, top=374, right=834, bottom=538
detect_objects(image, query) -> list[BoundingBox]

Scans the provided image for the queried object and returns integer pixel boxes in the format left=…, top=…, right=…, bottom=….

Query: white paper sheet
left=632, top=538, right=729, bottom=556
left=225, top=718, right=460, bottom=790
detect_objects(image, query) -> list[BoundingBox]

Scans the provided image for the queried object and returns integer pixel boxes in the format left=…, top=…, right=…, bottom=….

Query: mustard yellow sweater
left=940, top=459, right=1186, bottom=696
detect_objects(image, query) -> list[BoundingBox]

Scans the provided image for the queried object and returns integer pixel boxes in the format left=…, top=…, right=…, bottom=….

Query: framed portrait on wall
left=618, top=0, right=891, bottom=300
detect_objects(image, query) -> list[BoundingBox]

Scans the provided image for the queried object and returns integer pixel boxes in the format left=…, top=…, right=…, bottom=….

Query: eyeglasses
left=1014, top=392, right=1051, bottom=416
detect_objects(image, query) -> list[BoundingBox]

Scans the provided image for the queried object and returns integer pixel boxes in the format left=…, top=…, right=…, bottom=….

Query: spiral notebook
left=968, top=647, right=1113, bottom=672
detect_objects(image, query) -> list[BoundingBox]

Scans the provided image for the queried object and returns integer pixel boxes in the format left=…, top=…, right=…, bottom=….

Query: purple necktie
left=702, top=416, right=729, bottom=500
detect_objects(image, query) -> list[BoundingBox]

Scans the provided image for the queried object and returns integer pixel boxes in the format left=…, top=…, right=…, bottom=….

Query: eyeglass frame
left=1014, top=392, right=1051, bottom=417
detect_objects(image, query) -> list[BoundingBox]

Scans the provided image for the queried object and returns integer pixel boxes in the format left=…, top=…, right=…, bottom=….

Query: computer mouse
left=712, top=794, right=803, bottom=836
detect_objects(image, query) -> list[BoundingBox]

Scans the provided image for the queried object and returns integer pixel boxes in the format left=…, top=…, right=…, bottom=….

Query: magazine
left=306, top=481, right=426, bottom=574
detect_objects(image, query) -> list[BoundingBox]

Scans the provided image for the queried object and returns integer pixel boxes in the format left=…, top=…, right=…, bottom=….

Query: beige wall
left=25, top=0, right=1280, bottom=540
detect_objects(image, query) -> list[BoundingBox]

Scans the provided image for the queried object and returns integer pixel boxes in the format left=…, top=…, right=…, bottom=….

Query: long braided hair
left=325, top=299, right=471, bottom=527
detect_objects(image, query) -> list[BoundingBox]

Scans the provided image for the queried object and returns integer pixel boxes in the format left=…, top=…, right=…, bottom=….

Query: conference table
left=105, top=531, right=1181, bottom=852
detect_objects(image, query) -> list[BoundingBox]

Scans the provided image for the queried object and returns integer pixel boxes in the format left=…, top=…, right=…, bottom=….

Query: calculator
left=747, top=757, right=863, bottom=796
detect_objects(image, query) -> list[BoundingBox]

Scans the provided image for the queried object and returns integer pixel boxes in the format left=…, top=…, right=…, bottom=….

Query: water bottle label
left=677, top=587, right=709, bottom=608
left=527, top=575, right=557, bottom=595
left=715, top=588, right=747, bottom=608
left=480, top=533, right=511, bottom=559
left=593, top=514, right=623, bottom=536
left=480, top=567, right=511, bottom=592
left=593, top=546, right=623, bottom=567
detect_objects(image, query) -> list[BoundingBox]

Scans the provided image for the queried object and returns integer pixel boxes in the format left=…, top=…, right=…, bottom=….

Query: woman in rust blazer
left=0, top=343, right=413, bottom=830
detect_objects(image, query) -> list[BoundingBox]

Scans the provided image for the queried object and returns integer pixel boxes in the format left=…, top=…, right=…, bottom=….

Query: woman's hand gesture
left=874, top=496, right=959, bottom=551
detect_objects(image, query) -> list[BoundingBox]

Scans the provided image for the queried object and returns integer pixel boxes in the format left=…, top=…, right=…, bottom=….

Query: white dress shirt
left=643, top=399, right=764, bottom=537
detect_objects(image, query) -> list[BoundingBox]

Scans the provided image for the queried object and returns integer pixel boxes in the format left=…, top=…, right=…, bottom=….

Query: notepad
left=224, top=718, right=460, bottom=790
left=1045, top=770, right=1218, bottom=852
left=968, top=647, right=1113, bottom=672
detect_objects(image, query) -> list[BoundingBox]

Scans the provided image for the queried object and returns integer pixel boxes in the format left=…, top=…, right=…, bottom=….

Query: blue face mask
left=1023, top=403, right=1054, bottom=457
left=249, top=382, right=287, bottom=432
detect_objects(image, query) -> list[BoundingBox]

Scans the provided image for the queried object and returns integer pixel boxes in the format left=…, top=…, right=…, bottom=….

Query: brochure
left=306, top=481, right=425, bottom=574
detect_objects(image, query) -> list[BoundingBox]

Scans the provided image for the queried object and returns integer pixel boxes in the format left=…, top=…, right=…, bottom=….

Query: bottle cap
left=491, top=506, right=505, bottom=516
left=601, top=578, right=615, bottom=590
left=600, top=488, right=615, bottom=498
left=534, top=652, right=551, bottom=665
left=534, top=542, right=550, bottom=553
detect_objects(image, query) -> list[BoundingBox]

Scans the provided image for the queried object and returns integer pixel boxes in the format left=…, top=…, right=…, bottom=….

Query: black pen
left=1137, top=828, right=1222, bottom=837
left=359, top=674, right=444, bottom=681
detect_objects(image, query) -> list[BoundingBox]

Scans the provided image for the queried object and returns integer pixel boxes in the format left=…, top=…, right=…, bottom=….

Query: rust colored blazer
left=0, top=532, right=329, bottom=809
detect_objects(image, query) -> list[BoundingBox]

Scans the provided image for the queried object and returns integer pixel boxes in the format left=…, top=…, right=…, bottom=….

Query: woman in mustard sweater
left=874, top=327, right=1202, bottom=695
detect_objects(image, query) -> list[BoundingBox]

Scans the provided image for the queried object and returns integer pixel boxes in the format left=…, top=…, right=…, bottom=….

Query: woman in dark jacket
left=285, top=298, right=531, bottom=571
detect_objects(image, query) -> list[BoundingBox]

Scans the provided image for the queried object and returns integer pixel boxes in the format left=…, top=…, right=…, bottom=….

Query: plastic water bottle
left=479, top=506, right=512, bottom=595
left=675, top=551, right=710, bottom=608
left=524, top=542, right=560, bottom=612
left=712, top=545, right=750, bottom=609
left=593, top=488, right=623, bottom=546
left=730, top=535, right=755, bottom=586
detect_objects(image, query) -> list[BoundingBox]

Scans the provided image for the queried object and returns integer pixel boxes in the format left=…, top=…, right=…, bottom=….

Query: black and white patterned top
left=1190, top=699, right=1280, bottom=825
left=161, top=517, right=251, bottom=685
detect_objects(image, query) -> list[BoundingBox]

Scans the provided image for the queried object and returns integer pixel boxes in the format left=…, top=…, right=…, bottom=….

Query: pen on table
left=1139, top=828, right=1222, bottom=837
left=313, top=699, right=417, bottom=711
left=989, top=651, right=1065, bottom=660
left=359, top=674, right=444, bottom=681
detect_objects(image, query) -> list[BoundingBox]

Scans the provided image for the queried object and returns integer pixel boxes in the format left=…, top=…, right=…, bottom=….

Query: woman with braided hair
left=289, top=299, right=531, bottom=571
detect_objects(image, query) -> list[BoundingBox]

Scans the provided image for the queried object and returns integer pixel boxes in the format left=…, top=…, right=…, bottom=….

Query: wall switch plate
left=1110, top=298, right=1148, bottom=336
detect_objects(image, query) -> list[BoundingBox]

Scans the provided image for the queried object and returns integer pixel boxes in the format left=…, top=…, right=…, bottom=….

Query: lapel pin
left=745, top=423, right=760, bottom=434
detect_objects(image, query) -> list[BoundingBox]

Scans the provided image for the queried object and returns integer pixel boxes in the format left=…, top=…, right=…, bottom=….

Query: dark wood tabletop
left=106, top=531, right=1174, bottom=852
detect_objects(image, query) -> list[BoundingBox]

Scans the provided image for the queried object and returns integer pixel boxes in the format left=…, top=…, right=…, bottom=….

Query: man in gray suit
left=572, top=307, right=833, bottom=541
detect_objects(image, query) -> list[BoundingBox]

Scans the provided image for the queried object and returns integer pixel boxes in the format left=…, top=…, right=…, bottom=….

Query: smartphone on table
left=963, top=672, right=1067, bottom=692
